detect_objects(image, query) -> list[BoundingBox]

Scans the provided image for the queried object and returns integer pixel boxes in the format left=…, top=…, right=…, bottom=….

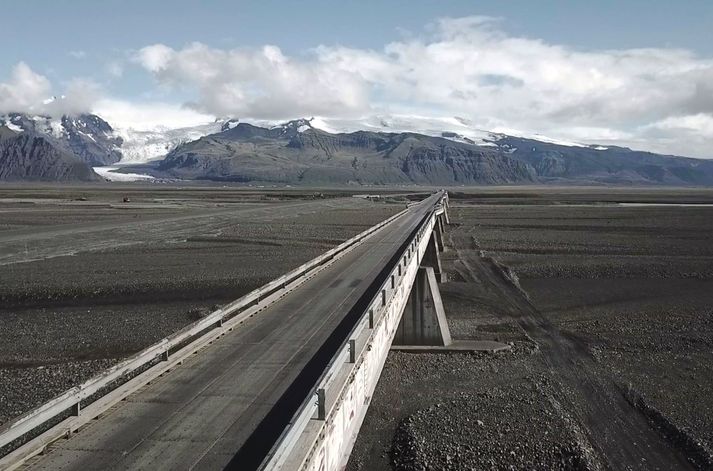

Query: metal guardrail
left=0, top=205, right=409, bottom=466
left=261, top=192, right=447, bottom=470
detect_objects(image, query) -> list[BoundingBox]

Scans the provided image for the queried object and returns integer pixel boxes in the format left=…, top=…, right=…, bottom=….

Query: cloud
left=105, top=61, right=124, bottom=78
left=134, top=42, right=371, bottom=119
left=134, top=17, right=713, bottom=157
left=47, top=79, right=102, bottom=116
left=0, top=62, right=52, bottom=115
left=637, top=113, right=713, bottom=157
left=68, top=50, right=87, bottom=59
left=0, top=62, right=100, bottom=117
left=92, top=98, right=215, bottom=131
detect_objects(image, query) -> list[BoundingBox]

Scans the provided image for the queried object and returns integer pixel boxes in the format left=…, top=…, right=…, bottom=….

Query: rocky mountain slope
left=157, top=120, right=536, bottom=185
left=0, top=113, right=122, bottom=166
left=153, top=119, right=713, bottom=186
left=0, top=126, right=102, bottom=181
left=497, top=135, right=713, bottom=186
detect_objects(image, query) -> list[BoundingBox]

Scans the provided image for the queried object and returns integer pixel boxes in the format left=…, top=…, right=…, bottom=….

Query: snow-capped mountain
left=4, top=111, right=710, bottom=185
left=0, top=113, right=122, bottom=166
left=213, top=115, right=609, bottom=153
left=304, top=115, right=612, bottom=151
left=0, top=111, right=619, bottom=171
left=0, top=123, right=102, bottom=181
left=152, top=115, right=713, bottom=186
left=308, top=115, right=503, bottom=146
left=76, top=113, right=612, bottom=168
left=1, top=113, right=229, bottom=170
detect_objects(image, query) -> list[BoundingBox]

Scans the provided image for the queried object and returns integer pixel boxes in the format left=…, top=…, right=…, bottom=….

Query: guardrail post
left=317, top=389, right=326, bottom=420
left=349, top=340, right=356, bottom=363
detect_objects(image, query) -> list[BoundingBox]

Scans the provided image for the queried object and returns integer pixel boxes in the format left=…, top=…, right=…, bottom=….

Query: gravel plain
left=4, top=185, right=713, bottom=469
left=349, top=188, right=713, bottom=470
left=0, top=185, right=402, bottom=426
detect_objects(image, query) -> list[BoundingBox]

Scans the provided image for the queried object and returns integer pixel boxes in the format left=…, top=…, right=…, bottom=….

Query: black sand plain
left=2, top=185, right=713, bottom=470
left=0, top=185, right=404, bottom=425
left=348, top=188, right=713, bottom=471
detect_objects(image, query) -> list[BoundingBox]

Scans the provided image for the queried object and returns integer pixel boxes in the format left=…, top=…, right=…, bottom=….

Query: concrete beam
left=393, top=267, right=452, bottom=346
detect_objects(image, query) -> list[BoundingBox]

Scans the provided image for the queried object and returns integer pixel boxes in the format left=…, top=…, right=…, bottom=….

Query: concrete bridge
left=0, top=191, right=452, bottom=471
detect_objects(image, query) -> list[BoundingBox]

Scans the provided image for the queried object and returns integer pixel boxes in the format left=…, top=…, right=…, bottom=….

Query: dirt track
left=450, top=230, right=693, bottom=470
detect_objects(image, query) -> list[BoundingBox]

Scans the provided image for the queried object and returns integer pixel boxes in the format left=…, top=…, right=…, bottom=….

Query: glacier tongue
left=113, top=121, right=223, bottom=163
left=93, top=166, right=156, bottom=182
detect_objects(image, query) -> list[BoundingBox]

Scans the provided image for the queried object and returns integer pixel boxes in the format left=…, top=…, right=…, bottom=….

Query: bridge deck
left=25, top=196, right=437, bottom=471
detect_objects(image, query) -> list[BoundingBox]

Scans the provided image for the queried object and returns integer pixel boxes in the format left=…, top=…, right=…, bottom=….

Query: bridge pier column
left=434, top=219, right=445, bottom=252
left=393, top=267, right=452, bottom=346
left=421, top=233, right=445, bottom=283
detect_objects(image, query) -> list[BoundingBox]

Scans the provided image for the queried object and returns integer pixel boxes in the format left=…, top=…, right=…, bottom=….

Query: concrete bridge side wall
left=269, top=207, right=444, bottom=471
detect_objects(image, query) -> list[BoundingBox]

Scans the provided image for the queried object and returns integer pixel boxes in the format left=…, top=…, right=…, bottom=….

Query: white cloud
left=92, top=98, right=215, bottom=131
left=105, top=61, right=124, bottom=78
left=637, top=113, right=713, bottom=157
left=135, top=42, right=371, bottom=119
left=46, top=79, right=101, bottom=116
left=133, top=17, right=713, bottom=157
left=136, top=44, right=174, bottom=73
left=648, top=113, right=713, bottom=136
left=0, top=62, right=100, bottom=117
left=0, top=62, right=52, bottom=115
left=69, top=50, right=87, bottom=59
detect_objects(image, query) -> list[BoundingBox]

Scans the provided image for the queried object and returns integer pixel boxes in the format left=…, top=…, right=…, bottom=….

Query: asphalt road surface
left=23, top=194, right=439, bottom=471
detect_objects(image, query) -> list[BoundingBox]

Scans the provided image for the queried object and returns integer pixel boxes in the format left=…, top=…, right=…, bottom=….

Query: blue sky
left=4, top=0, right=713, bottom=99
left=2, top=0, right=713, bottom=157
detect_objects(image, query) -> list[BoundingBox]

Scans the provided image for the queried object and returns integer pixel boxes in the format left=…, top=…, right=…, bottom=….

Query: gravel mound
left=392, top=389, right=590, bottom=471
left=0, top=359, right=114, bottom=425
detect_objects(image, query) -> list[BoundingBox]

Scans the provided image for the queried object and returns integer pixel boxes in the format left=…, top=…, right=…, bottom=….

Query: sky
left=2, top=0, right=713, bottom=157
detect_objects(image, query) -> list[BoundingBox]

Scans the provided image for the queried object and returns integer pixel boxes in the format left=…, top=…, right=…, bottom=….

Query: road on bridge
left=24, top=194, right=441, bottom=471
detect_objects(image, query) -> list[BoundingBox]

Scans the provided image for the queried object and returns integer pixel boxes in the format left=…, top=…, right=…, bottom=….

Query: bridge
left=0, top=191, right=452, bottom=471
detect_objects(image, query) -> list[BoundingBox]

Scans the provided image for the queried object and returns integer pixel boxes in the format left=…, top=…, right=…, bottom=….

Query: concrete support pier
left=393, top=267, right=452, bottom=346
left=421, top=233, right=445, bottom=283
left=434, top=219, right=445, bottom=252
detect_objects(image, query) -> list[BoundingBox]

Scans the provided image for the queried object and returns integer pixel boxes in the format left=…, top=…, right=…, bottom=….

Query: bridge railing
left=0, top=204, right=410, bottom=466
left=262, top=192, right=446, bottom=470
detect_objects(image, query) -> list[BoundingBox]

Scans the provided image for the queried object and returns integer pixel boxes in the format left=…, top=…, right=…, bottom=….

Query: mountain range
left=2, top=113, right=713, bottom=186
left=154, top=119, right=536, bottom=185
